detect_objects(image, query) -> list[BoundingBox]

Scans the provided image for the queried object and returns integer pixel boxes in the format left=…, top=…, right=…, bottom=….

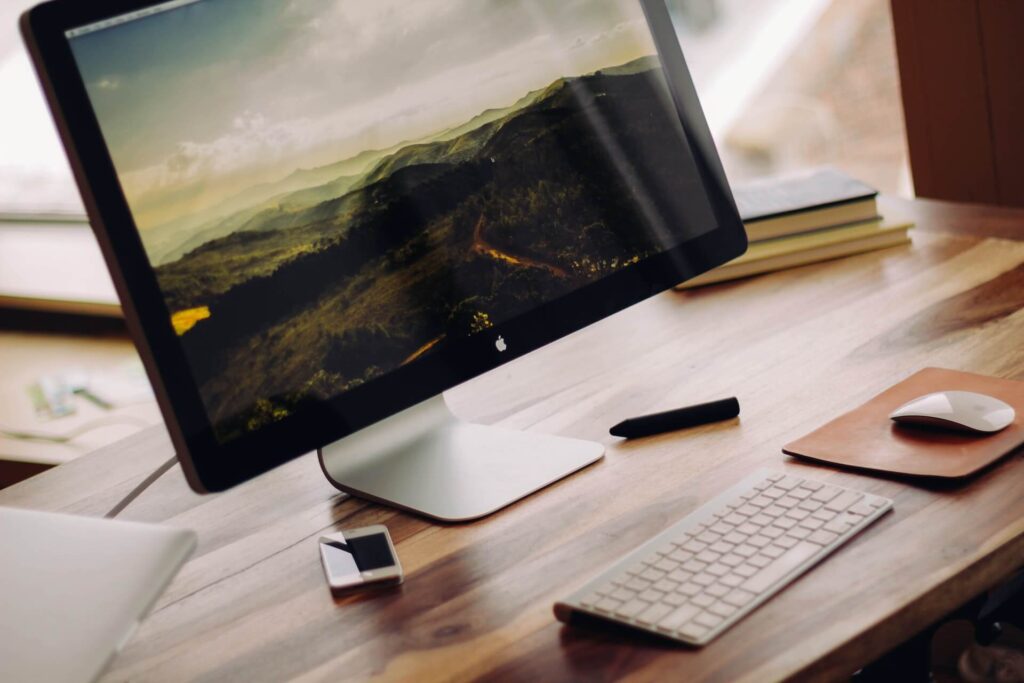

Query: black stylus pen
left=609, top=397, right=740, bottom=439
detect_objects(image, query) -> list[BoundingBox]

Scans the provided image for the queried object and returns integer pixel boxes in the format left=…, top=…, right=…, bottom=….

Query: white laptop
left=0, top=507, right=195, bottom=683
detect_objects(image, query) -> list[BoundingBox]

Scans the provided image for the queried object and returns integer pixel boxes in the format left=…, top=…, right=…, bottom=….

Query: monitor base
left=318, top=395, right=604, bottom=522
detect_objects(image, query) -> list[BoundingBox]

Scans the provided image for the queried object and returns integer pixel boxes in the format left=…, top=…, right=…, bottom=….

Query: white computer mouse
left=889, top=390, right=1015, bottom=434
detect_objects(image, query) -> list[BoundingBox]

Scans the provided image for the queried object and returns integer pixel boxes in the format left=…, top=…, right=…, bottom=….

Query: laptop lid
left=0, top=507, right=195, bottom=683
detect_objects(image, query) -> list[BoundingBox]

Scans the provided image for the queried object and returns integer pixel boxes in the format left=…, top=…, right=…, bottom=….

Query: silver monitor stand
left=318, top=395, right=604, bottom=522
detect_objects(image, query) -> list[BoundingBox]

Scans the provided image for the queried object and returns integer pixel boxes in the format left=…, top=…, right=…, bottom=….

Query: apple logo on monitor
left=495, top=336, right=507, bottom=353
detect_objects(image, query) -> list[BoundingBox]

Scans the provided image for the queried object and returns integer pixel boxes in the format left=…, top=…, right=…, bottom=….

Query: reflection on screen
left=322, top=533, right=394, bottom=577
left=67, top=0, right=716, bottom=443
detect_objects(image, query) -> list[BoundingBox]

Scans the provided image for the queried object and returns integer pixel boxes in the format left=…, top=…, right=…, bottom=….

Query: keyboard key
left=706, top=582, right=729, bottom=598
left=581, top=591, right=603, bottom=606
left=734, top=544, right=757, bottom=558
left=625, top=578, right=650, bottom=592
left=723, top=532, right=747, bottom=545
left=654, top=559, right=676, bottom=572
left=706, top=563, right=730, bottom=577
left=709, top=523, right=734, bottom=535
left=691, top=593, right=714, bottom=608
left=708, top=601, right=737, bottom=618
left=682, top=559, right=707, bottom=573
left=663, top=592, right=687, bottom=607
left=772, top=516, right=798, bottom=530
left=823, top=519, right=854, bottom=534
left=723, top=513, right=746, bottom=526
left=639, top=589, right=664, bottom=602
left=709, top=542, right=735, bottom=555
left=751, top=514, right=773, bottom=527
left=789, top=488, right=812, bottom=500
left=762, top=526, right=784, bottom=539
left=799, top=517, right=823, bottom=530
left=682, top=540, right=707, bottom=553
left=749, top=496, right=772, bottom=507
left=786, top=526, right=812, bottom=540
left=696, top=550, right=722, bottom=564
left=654, top=579, right=678, bottom=593
left=723, top=588, right=756, bottom=607
left=733, top=564, right=758, bottom=578
left=657, top=604, right=700, bottom=632
left=748, top=535, right=771, bottom=548
left=775, top=535, right=799, bottom=549
left=667, top=569, right=693, bottom=583
left=798, top=500, right=821, bottom=512
left=807, top=530, right=839, bottom=545
left=736, top=504, right=759, bottom=516
left=595, top=597, right=622, bottom=613
left=720, top=553, right=743, bottom=567
left=842, top=510, right=867, bottom=523
left=812, top=509, right=834, bottom=522
left=640, top=568, right=665, bottom=581
left=763, top=505, right=786, bottom=518
left=636, top=602, right=674, bottom=626
left=676, top=582, right=701, bottom=597
left=761, top=545, right=785, bottom=558
left=826, top=491, right=862, bottom=513
left=748, top=554, right=772, bottom=568
left=787, top=508, right=812, bottom=520
left=799, top=479, right=823, bottom=491
left=837, top=510, right=866, bottom=526
left=777, top=496, right=800, bottom=509
left=720, top=573, right=744, bottom=587
left=812, top=486, right=841, bottom=503
left=742, top=541, right=819, bottom=593
left=696, top=531, right=722, bottom=544
left=610, top=587, right=635, bottom=601
left=615, top=599, right=649, bottom=619
left=668, top=549, right=692, bottom=563
left=692, top=572, right=716, bottom=586
left=776, top=476, right=801, bottom=490
left=695, top=612, right=723, bottom=628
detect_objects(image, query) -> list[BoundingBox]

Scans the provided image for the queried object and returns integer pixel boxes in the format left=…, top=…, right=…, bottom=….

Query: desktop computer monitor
left=23, top=0, right=746, bottom=520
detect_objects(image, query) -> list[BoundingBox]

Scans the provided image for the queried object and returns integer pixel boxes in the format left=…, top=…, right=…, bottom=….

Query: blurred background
left=669, top=0, right=909, bottom=194
left=0, top=0, right=911, bottom=219
left=0, top=0, right=915, bottom=481
left=2, top=6, right=1020, bottom=680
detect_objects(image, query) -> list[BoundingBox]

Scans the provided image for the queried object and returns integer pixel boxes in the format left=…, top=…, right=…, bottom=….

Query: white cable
left=104, top=455, right=178, bottom=518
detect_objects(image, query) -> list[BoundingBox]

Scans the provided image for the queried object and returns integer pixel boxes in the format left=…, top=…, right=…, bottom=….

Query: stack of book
left=679, top=167, right=913, bottom=289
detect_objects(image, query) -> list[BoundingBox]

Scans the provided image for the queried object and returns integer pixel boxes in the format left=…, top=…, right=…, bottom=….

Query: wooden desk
left=2, top=196, right=1022, bottom=682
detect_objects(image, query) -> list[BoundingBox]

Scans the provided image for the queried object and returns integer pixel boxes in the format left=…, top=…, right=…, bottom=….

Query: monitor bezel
left=21, top=0, right=747, bottom=492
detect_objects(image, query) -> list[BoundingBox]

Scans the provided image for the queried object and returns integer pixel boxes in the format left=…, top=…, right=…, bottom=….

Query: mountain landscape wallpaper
left=71, top=0, right=715, bottom=441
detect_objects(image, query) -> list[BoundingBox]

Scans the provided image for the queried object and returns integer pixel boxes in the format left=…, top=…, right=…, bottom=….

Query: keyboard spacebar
left=742, top=541, right=820, bottom=594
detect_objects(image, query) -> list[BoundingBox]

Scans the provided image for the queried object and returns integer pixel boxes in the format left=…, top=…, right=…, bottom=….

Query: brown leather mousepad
left=783, top=367, right=1024, bottom=479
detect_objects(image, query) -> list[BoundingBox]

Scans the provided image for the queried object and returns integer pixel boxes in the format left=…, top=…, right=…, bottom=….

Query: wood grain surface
left=892, top=1, right=1024, bottom=208
left=2, top=196, right=1023, bottom=682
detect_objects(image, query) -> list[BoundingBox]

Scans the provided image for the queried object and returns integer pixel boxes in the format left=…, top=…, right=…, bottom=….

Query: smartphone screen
left=322, top=532, right=395, bottom=578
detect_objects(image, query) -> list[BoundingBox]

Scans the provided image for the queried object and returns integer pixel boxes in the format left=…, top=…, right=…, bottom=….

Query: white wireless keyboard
left=554, top=470, right=892, bottom=646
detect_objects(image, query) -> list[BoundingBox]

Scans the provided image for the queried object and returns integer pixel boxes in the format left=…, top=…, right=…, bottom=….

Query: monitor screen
left=59, top=0, right=725, bottom=451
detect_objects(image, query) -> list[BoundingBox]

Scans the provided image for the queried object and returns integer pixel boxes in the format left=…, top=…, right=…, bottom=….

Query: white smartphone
left=318, top=525, right=403, bottom=594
